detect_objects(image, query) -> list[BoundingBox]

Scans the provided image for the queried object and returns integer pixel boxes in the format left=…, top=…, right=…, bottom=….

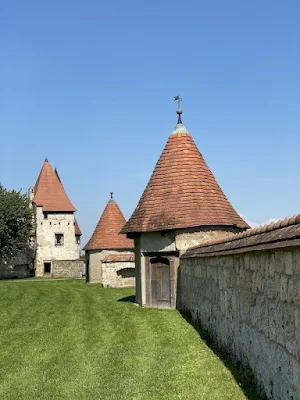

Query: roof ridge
left=187, top=213, right=300, bottom=251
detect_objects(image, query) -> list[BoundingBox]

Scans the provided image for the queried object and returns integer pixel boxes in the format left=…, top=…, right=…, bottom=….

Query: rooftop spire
left=109, top=192, right=115, bottom=203
left=172, top=96, right=189, bottom=135
left=174, top=95, right=183, bottom=124
left=45, top=157, right=48, bottom=162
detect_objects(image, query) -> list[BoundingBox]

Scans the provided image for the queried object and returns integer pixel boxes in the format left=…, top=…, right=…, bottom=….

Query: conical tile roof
left=121, top=119, right=249, bottom=234
left=83, top=196, right=134, bottom=251
left=33, top=159, right=76, bottom=212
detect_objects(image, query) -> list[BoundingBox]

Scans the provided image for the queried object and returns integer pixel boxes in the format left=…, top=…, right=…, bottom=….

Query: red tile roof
left=121, top=125, right=249, bottom=234
left=101, top=253, right=135, bottom=263
left=33, top=160, right=76, bottom=212
left=83, top=198, right=134, bottom=251
left=74, top=218, right=82, bottom=236
left=182, top=213, right=300, bottom=258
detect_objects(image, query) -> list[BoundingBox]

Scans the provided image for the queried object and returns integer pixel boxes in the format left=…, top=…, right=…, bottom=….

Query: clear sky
left=1, top=0, right=299, bottom=247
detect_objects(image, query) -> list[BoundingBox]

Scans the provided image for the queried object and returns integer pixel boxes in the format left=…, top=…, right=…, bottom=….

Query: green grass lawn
left=0, top=279, right=259, bottom=400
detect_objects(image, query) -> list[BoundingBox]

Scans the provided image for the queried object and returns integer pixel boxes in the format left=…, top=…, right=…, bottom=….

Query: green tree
left=0, top=185, right=33, bottom=260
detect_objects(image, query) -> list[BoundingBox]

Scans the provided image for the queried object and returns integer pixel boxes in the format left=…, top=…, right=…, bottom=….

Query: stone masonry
left=35, top=207, right=80, bottom=276
left=52, top=260, right=85, bottom=278
left=179, top=216, right=300, bottom=400
left=102, top=258, right=135, bottom=288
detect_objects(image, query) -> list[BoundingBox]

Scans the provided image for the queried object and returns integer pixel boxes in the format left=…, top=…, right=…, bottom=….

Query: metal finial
left=45, top=157, right=48, bottom=162
left=174, top=95, right=183, bottom=124
left=110, top=192, right=113, bottom=200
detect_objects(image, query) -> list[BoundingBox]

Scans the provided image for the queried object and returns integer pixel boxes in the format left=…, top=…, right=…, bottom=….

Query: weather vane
left=110, top=192, right=113, bottom=200
left=174, top=95, right=182, bottom=110
left=174, top=96, right=183, bottom=123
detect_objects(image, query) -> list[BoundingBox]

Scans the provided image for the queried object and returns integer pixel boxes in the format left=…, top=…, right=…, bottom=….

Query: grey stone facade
left=178, top=249, right=300, bottom=400
left=86, top=249, right=134, bottom=287
left=34, top=207, right=81, bottom=277
left=52, top=260, right=85, bottom=278
left=102, top=261, right=135, bottom=288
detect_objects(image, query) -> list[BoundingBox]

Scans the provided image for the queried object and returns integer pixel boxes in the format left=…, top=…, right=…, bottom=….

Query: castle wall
left=35, top=207, right=80, bottom=276
left=135, top=226, right=240, bottom=307
left=86, top=249, right=134, bottom=285
left=178, top=249, right=300, bottom=400
left=102, top=261, right=135, bottom=288
left=52, top=260, right=85, bottom=278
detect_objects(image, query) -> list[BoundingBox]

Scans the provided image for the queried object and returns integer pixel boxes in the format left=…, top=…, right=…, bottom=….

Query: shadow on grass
left=180, top=310, right=264, bottom=400
left=118, top=295, right=136, bottom=303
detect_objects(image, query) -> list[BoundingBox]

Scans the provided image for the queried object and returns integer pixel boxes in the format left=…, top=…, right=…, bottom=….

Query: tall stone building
left=29, top=159, right=83, bottom=277
left=83, top=193, right=134, bottom=287
left=121, top=104, right=249, bottom=308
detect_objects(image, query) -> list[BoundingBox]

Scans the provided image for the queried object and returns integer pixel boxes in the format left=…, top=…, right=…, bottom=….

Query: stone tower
left=83, top=193, right=134, bottom=286
left=31, top=159, right=82, bottom=276
left=121, top=105, right=249, bottom=308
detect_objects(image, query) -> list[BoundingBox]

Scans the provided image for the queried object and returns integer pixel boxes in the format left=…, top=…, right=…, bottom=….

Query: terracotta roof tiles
left=33, top=160, right=76, bottom=212
left=121, top=122, right=249, bottom=234
left=101, top=253, right=134, bottom=263
left=83, top=197, right=134, bottom=251
left=182, top=213, right=300, bottom=258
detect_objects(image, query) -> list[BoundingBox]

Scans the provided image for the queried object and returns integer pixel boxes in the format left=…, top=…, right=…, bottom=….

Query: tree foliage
left=0, top=184, right=33, bottom=260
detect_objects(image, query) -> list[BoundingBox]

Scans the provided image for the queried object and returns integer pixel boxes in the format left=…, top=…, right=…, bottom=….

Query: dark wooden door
left=150, top=257, right=171, bottom=308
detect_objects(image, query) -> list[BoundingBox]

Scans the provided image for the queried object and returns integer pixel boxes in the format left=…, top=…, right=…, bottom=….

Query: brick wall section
left=52, top=260, right=85, bottom=278
left=179, top=248, right=300, bottom=400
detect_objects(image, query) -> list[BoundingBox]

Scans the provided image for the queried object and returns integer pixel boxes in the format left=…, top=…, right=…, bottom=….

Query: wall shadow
left=176, top=266, right=263, bottom=400
left=179, top=310, right=264, bottom=400
left=117, top=295, right=136, bottom=303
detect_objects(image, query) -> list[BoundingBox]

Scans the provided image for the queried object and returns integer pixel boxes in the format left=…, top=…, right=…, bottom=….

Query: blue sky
left=1, top=0, right=299, bottom=247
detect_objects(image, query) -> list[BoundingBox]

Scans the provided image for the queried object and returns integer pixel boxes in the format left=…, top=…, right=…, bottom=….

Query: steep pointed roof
left=33, top=159, right=76, bottom=212
left=83, top=195, right=134, bottom=251
left=74, top=218, right=82, bottom=236
left=121, top=114, right=249, bottom=234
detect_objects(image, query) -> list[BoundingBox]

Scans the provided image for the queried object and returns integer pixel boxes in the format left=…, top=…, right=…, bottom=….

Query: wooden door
left=150, top=257, right=171, bottom=308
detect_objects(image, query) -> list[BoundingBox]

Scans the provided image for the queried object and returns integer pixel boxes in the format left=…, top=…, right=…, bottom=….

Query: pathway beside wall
left=179, top=215, right=300, bottom=400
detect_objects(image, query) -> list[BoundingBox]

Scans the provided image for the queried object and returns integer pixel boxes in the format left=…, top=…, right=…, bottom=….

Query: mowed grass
left=0, top=279, right=257, bottom=400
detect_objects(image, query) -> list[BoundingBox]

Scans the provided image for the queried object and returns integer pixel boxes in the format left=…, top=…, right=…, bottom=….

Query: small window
left=44, top=213, right=48, bottom=219
left=75, top=235, right=80, bottom=245
left=55, top=233, right=64, bottom=246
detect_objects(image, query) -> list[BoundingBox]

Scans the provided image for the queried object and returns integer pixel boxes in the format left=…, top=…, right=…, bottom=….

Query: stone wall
left=52, top=260, right=85, bottom=278
left=0, top=247, right=35, bottom=280
left=86, top=249, right=103, bottom=283
left=86, top=249, right=133, bottom=284
left=35, top=207, right=80, bottom=276
left=178, top=249, right=300, bottom=400
left=102, top=261, right=135, bottom=288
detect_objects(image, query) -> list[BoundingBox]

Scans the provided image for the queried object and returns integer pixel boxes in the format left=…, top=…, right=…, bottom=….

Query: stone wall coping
left=101, top=253, right=134, bottom=263
left=182, top=213, right=300, bottom=258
